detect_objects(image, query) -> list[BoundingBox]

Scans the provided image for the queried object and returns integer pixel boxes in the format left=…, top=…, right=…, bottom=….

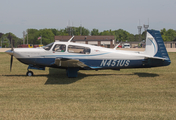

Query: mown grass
left=0, top=52, right=176, bottom=120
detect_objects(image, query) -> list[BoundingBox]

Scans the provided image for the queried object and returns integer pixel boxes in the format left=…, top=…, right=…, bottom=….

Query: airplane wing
left=54, top=57, right=89, bottom=68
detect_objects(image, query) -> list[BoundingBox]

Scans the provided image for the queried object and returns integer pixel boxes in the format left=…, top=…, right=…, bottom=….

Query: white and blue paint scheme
left=5, top=30, right=171, bottom=77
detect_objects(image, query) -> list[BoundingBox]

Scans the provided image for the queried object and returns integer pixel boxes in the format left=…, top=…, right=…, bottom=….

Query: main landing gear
left=66, top=68, right=79, bottom=78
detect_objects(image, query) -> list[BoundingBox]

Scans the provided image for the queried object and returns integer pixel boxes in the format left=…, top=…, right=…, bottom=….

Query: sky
left=0, top=0, right=176, bottom=38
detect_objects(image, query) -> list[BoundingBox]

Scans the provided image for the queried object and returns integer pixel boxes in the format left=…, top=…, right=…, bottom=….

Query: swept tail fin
left=144, top=30, right=171, bottom=66
left=144, top=30, right=170, bottom=59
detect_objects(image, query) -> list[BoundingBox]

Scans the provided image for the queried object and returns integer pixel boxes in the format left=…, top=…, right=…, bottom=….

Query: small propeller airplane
left=5, top=30, right=171, bottom=77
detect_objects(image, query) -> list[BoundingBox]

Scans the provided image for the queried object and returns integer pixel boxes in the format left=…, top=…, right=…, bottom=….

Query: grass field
left=0, top=52, right=176, bottom=120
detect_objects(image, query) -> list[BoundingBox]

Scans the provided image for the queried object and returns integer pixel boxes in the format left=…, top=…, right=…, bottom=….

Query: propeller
left=9, top=33, right=13, bottom=72
left=10, top=55, right=13, bottom=72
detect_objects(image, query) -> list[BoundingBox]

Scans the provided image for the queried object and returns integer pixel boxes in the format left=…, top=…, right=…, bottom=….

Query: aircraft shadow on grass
left=3, top=68, right=159, bottom=85
left=44, top=68, right=117, bottom=85
left=44, top=68, right=160, bottom=85
left=134, top=72, right=159, bottom=77
left=45, top=68, right=85, bottom=84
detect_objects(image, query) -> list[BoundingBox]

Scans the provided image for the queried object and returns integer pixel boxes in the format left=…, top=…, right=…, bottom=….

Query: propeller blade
left=11, top=39, right=13, bottom=51
left=11, top=41, right=13, bottom=51
left=11, top=46, right=13, bottom=51
left=9, top=33, right=14, bottom=72
left=10, top=55, right=13, bottom=72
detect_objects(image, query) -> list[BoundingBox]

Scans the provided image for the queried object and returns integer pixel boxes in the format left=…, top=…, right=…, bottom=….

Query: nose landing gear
left=26, top=65, right=45, bottom=76
left=26, top=71, right=34, bottom=76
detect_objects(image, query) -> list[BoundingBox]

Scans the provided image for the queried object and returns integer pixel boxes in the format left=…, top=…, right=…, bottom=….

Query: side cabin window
left=68, top=45, right=91, bottom=54
left=53, top=44, right=66, bottom=52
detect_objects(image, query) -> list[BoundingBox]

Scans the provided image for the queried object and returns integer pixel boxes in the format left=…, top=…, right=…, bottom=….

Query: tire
left=26, top=71, right=33, bottom=76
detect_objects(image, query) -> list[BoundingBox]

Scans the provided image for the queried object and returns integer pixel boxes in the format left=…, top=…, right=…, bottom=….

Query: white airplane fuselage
left=5, top=30, right=171, bottom=77
left=12, top=42, right=147, bottom=68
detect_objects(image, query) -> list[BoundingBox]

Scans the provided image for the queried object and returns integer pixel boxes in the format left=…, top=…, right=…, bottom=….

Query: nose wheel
left=26, top=65, right=45, bottom=76
left=26, top=71, right=34, bottom=76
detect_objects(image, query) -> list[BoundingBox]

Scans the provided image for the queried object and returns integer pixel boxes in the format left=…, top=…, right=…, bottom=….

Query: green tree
left=79, top=27, right=90, bottom=36
left=166, top=29, right=176, bottom=41
left=99, top=30, right=112, bottom=35
left=161, top=28, right=168, bottom=41
left=91, top=29, right=99, bottom=35
left=38, top=29, right=55, bottom=45
left=1, top=37, right=9, bottom=47
left=51, top=28, right=59, bottom=36
left=5, top=33, right=22, bottom=47
left=27, top=29, right=55, bottom=45
left=27, top=29, right=39, bottom=44
left=57, top=29, right=69, bottom=36
left=113, top=29, right=130, bottom=42
left=161, top=28, right=176, bottom=41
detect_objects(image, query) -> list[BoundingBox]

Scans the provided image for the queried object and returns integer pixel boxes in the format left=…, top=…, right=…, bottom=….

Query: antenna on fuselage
left=113, top=43, right=120, bottom=50
left=68, top=36, right=74, bottom=42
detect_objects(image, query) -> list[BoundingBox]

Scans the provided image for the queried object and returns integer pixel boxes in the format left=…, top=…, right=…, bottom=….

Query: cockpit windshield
left=43, top=42, right=54, bottom=50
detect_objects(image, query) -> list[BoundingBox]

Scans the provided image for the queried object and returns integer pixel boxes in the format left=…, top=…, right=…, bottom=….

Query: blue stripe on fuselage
left=80, top=59, right=143, bottom=69
left=17, top=58, right=146, bottom=69
left=17, top=58, right=55, bottom=66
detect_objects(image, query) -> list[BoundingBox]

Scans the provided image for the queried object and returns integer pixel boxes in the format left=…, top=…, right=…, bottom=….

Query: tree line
left=0, top=27, right=176, bottom=47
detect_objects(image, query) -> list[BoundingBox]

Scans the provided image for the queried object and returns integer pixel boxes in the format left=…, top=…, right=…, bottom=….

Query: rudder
left=144, top=30, right=171, bottom=67
left=144, top=30, right=170, bottom=60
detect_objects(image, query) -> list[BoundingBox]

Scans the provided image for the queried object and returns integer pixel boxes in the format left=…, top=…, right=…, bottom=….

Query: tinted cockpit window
left=43, top=42, right=54, bottom=50
left=68, top=45, right=91, bottom=54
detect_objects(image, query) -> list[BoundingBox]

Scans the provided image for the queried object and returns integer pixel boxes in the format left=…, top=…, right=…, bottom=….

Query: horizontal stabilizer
left=144, top=56, right=171, bottom=67
left=145, top=56, right=168, bottom=60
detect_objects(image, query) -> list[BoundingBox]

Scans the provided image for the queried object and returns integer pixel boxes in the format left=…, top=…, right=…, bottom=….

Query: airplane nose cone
left=5, top=50, right=14, bottom=55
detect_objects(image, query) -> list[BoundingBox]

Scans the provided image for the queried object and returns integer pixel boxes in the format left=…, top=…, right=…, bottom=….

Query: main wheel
left=26, top=71, right=34, bottom=76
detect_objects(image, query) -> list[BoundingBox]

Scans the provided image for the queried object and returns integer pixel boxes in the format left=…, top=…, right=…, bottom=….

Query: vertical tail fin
left=144, top=30, right=171, bottom=66
left=144, top=30, right=170, bottom=60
